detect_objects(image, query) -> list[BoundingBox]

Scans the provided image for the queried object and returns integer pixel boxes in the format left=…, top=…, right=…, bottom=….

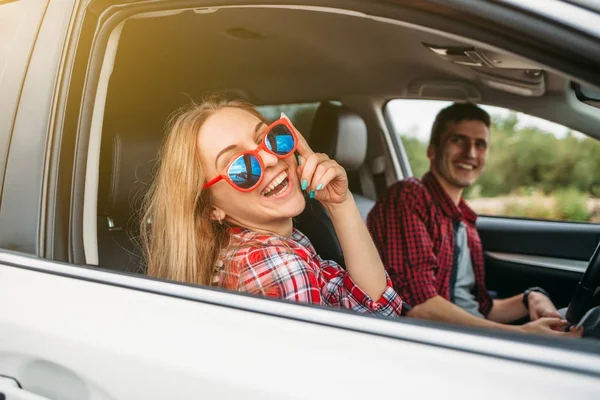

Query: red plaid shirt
left=367, top=172, right=493, bottom=316
left=215, top=227, right=403, bottom=317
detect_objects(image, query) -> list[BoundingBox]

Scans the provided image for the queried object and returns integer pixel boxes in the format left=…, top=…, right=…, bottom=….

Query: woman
left=141, top=97, right=403, bottom=317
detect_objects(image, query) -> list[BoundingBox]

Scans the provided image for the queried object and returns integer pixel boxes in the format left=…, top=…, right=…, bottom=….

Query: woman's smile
left=260, top=169, right=293, bottom=198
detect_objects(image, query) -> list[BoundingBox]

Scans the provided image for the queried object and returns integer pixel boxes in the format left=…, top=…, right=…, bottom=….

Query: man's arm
left=410, top=295, right=518, bottom=331
left=487, top=295, right=528, bottom=323
left=409, top=295, right=572, bottom=336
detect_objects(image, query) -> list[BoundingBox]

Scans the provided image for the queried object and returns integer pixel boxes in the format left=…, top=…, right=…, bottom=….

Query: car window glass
left=386, top=99, right=600, bottom=224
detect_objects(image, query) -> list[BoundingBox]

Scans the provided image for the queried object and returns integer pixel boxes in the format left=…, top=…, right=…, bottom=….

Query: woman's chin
left=273, top=190, right=306, bottom=219
left=283, top=190, right=307, bottom=218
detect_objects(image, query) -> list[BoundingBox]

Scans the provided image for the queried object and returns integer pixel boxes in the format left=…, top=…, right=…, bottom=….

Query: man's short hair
left=430, top=103, right=491, bottom=147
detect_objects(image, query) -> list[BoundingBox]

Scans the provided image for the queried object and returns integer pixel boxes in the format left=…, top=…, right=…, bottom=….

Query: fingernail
left=309, top=190, right=315, bottom=199
left=298, top=157, right=302, bottom=166
left=316, top=183, right=324, bottom=191
left=301, top=180, right=308, bottom=190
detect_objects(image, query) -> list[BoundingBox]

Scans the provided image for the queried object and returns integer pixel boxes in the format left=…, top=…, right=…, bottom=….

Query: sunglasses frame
left=203, top=117, right=298, bottom=192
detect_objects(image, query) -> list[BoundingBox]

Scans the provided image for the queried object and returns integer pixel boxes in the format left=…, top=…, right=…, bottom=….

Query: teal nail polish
left=316, top=183, right=324, bottom=191
left=309, top=190, right=315, bottom=199
left=301, top=180, right=308, bottom=190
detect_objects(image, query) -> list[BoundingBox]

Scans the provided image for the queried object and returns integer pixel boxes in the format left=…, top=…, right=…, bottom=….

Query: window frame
left=0, top=0, right=48, bottom=207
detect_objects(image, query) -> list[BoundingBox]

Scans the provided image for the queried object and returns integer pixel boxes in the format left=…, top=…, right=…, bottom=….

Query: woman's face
left=198, top=107, right=306, bottom=234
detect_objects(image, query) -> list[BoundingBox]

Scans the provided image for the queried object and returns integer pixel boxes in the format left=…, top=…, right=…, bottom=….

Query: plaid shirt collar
left=422, top=172, right=478, bottom=225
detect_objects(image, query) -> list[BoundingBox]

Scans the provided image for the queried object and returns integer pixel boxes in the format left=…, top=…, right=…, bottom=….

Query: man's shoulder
left=382, top=177, right=432, bottom=204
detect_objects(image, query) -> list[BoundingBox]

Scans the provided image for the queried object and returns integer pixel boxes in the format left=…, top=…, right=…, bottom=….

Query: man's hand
left=528, top=291, right=560, bottom=320
left=520, top=317, right=583, bottom=338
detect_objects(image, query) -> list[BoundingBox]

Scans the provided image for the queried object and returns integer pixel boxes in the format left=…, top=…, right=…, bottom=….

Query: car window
left=256, top=103, right=319, bottom=140
left=385, top=99, right=600, bottom=223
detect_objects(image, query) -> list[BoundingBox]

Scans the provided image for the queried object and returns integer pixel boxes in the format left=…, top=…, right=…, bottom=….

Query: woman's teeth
left=262, top=171, right=289, bottom=196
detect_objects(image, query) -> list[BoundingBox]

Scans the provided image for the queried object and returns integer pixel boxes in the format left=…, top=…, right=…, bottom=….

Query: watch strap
left=523, top=286, right=550, bottom=310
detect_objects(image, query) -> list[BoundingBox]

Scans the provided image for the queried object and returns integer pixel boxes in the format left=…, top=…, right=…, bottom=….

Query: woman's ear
left=210, top=207, right=226, bottom=223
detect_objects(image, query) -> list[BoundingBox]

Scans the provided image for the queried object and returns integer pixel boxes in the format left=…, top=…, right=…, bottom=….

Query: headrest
left=99, top=128, right=161, bottom=224
left=308, top=102, right=367, bottom=171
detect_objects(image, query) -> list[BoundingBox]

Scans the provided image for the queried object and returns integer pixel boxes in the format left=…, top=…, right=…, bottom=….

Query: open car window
left=386, top=99, right=600, bottom=224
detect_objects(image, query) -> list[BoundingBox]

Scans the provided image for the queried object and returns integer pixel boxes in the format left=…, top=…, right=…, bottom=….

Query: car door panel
left=478, top=216, right=600, bottom=307
left=3, top=252, right=600, bottom=399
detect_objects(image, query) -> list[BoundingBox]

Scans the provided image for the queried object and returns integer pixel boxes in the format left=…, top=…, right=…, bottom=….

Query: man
left=368, top=103, right=578, bottom=336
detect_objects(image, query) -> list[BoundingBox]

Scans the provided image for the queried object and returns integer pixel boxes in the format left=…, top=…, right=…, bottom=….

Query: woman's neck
left=229, top=217, right=294, bottom=238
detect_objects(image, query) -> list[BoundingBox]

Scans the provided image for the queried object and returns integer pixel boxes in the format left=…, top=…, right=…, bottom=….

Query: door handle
left=0, top=376, right=53, bottom=400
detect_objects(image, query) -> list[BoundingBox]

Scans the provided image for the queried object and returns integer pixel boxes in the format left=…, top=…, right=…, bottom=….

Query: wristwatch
left=523, top=286, right=551, bottom=310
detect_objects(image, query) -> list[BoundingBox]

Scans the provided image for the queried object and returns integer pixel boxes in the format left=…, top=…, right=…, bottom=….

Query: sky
left=386, top=100, right=583, bottom=142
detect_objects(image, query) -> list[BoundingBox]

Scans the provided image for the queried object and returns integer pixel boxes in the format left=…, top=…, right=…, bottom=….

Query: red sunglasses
left=203, top=117, right=298, bottom=192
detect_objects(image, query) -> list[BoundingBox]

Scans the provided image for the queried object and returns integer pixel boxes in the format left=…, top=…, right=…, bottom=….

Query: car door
left=6, top=251, right=600, bottom=399
left=479, top=217, right=600, bottom=308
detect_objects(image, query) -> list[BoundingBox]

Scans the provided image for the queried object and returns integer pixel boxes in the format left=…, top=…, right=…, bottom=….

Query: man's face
left=428, top=119, right=490, bottom=189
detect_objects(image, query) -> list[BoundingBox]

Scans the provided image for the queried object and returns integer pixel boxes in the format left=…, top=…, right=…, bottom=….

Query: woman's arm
left=323, top=194, right=388, bottom=300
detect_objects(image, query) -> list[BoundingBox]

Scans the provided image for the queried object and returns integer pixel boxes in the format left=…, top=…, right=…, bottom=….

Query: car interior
left=86, top=5, right=600, bottom=324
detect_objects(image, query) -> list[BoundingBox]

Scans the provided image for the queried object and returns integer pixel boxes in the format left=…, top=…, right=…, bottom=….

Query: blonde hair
left=140, top=96, right=267, bottom=287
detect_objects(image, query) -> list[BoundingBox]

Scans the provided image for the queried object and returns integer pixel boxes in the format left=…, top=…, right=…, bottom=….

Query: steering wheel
left=566, top=240, right=600, bottom=324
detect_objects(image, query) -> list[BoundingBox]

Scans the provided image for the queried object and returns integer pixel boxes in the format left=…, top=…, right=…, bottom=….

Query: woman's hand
left=283, top=114, right=349, bottom=205
left=298, top=152, right=349, bottom=205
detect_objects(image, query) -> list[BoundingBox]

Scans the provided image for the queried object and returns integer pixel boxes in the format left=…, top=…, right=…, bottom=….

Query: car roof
left=103, top=5, right=600, bottom=139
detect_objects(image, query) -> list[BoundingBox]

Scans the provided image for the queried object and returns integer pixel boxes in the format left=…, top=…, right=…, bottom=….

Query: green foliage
left=475, top=114, right=600, bottom=198
left=504, top=198, right=558, bottom=220
left=399, top=136, right=429, bottom=178
left=496, top=188, right=589, bottom=222
left=555, top=187, right=589, bottom=222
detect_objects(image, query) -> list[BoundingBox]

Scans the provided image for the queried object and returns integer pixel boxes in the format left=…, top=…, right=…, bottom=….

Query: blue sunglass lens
left=265, top=124, right=295, bottom=156
left=228, top=154, right=262, bottom=189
